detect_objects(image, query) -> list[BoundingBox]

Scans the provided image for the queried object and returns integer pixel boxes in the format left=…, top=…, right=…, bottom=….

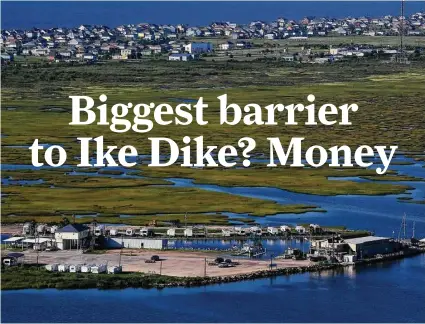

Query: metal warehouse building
left=344, top=236, right=396, bottom=258
left=105, top=237, right=168, bottom=250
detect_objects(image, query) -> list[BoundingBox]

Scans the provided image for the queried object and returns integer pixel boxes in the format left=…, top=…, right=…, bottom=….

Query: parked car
left=151, top=255, right=160, bottom=261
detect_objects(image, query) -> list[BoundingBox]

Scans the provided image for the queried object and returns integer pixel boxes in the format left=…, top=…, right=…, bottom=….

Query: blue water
left=1, top=155, right=424, bottom=322
left=2, top=254, right=425, bottom=323
left=2, top=1, right=425, bottom=29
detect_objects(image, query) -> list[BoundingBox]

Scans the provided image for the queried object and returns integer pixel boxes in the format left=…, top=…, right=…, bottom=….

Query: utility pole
left=204, top=258, right=207, bottom=277
left=119, top=235, right=123, bottom=267
left=160, top=261, right=163, bottom=275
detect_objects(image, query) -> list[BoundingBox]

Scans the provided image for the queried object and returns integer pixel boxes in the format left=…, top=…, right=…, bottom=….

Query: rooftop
left=56, top=224, right=89, bottom=233
left=344, top=236, right=390, bottom=244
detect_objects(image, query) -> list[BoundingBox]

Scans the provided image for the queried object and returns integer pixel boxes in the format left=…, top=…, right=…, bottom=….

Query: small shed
left=3, top=236, right=24, bottom=248
left=22, top=238, right=52, bottom=250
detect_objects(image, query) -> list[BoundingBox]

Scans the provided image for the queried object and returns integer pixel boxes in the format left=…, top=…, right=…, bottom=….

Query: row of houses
left=2, top=12, right=424, bottom=62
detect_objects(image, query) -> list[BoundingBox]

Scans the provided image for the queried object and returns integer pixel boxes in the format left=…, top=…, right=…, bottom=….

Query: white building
left=169, top=53, right=194, bottom=61
left=105, top=237, right=168, bottom=250
left=54, top=224, right=90, bottom=250
left=183, top=42, right=212, bottom=54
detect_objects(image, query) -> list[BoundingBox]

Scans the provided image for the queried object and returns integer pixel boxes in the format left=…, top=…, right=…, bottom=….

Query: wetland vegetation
left=1, top=59, right=424, bottom=225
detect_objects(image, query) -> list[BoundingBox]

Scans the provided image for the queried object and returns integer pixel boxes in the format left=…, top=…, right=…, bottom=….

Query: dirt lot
left=1, top=224, right=23, bottom=235
left=18, top=249, right=310, bottom=277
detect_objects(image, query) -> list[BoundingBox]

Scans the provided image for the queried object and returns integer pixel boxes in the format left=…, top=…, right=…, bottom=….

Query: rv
left=140, top=227, right=154, bottom=237
left=249, top=226, right=263, bottom=236
left=49, top=225, right=59, bottom=234
left=222, top=228, right=234, bottom=237
left=45, top=264, right=59, bottom=272
left=91, top=264, right=107, bottom=274
left=167, top=228, right=176, bottom=237
left=267, top=227, right=279, bottom=235
left=2, top=258, right=17, bottom=267
left=58, top=264, right=70, bottom=272
left=94, top=225, right=105, bottom=237
left=69, top=264, right=82, bottom=273
left=295, top=226, right=306, bottom=234
left=107, top=265, right=122, bottom=274
left=81, top=264, right=94, bottom=273
left=184, top=228, right=193, bottom=237
left=36, top=224, right=47, bottom=234
left=22, top=222, right=34, bottom=235
left=125, top=228, right=135, bottom=236
left=309, top=224, right=322, bottom=234
left=280, top=225, right=291, bottom=233
left=234, top=227, right=247, bottom=236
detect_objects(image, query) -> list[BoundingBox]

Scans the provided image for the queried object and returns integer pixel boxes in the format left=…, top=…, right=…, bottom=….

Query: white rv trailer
left=94, top=225, right=106, bottom=237
left=249, top=226, right=263, bottom=236
left=167, top=228, right=176, bottom=237
left=69, top=264, right=82, bottom=273
left=45, top=264, right=59, bottom=272
left=295, top=226, right=306, bottom=234
left=81, top=264, right=94, bottom=273
left=125, top=228, right=135, bottom=236
left=222, top=228, right=235, bottom=237
left=91, top=264, right=107, bottom=274
left=267, top=227, right=279, bottom=235
left=49, top=225, right=59, bottom=234
left=234, top=227, right=247, bottom=236
left=58, top=264, right=70, bottom=272
left=107, top=265, right=122, bottom=274
left=280, top=225, right=291, bottom=233
left=184, top=228, right=193, bottom=237
left=36, top=224, right=47, bottom=234
left=140, top=227, right=154, bottom=237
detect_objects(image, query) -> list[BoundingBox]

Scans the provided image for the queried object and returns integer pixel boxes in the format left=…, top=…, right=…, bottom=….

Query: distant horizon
left=2, top=1, right=425, bottom=30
